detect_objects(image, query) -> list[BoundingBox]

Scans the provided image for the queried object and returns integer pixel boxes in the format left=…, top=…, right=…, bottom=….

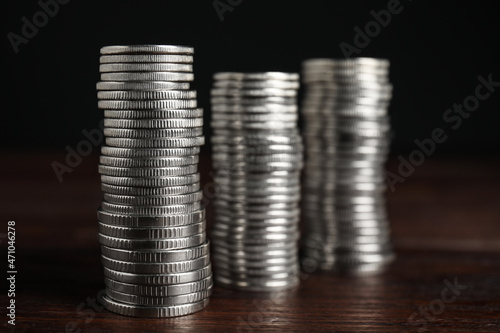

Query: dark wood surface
left=1, top=152, right=500, bottom=332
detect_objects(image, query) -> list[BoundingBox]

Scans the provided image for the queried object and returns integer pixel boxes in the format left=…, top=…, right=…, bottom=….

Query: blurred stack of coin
left=210, top=72, right=303, bottom=291
left=96, top=45, right=212, bottom=317
left=300, top=58, right=394, bottom=275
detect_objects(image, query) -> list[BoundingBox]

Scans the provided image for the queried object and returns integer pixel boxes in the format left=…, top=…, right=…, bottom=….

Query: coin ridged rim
left=211, top=104, right=298, bottom=113
left=101, top=183, right=201, bottom=196
left=101, top=253, right=210, bottom=273
left=100, top=201, right=201, bottom=215
left=104, top=118, right=203, bottom=128
left=99, top=63, right=193, bottom=73
left=99, top=155, right=199, bottom=168
left=100, top=241, right=210, bottom=263
left=104, top=275, right=213, bottom=297
left=210, top=96, right=296, bottom=105
left=98, top=220, right=206, bottom=239
left=105, top=286, right=212, bottom=306
left=99, top=233, right=207, bottom=251
left=98, top=90, right=196, bottom=100
left=102, top=191, right=203, bottom=206
left=103, top=128, right=203, bottom=139
left=210, top=120, right=297, bottom=130
left=105, top=137, right=205, bottom=148
left=97, top=209, right=206, bottom=228
left=101, top=294, right=209, bottom=318
left=99, top=54, right=194, bottom=64
left=211, top=88, right=297, bottom=97
left=98, top=99, right=197, bottom=110
left=103, top=109, right=203, bottom=119
left=100, top=173, right=200, bottom=187
left=214, top=72, right=299, bottom=81
left=211, top=113, right=298, bottom=123
left=96, top=81, right=191, bottom=91
left=101, top=45, right=194, bottom=55
left=302, top=57, right=390, bottom=67
left=98, top=164, right=198, bottom=177
left=214, top=80, right=300, bottom=89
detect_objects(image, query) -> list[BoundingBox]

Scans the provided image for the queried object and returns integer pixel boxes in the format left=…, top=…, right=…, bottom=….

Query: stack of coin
left=300, top=58, right=394, bottom=275
left=96, top=45, right=212, bottom=317
left=210, top=72, right=303, bottom=291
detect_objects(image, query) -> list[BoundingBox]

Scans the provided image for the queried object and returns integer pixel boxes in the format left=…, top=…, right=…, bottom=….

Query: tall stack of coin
left=210, top=72, right=303, bottom=291
left=96, top=45, right=212, bottom=317
left=300, top=58, right=394, bottom=275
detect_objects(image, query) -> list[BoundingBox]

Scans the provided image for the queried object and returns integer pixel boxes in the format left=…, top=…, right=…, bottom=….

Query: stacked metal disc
left=210, top=72, right=303, bottom=291
left=300, top=58, right=395, bottom=275
left=96, top=45, right=212, bottom=317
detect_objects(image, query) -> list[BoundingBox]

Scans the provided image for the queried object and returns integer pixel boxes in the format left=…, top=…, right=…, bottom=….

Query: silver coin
left=99, top=54, right=194, bottom=64
left=211, top=113, right=298, bottom=123
left=100, top=45, right=194, bottom=55
left=211, top=88, right=297, bottom=97
left=104, top=118, right=203, bottom=128
left=99, top=63, right=193, bottom=73
left=211, top=104, right=297, bottom=113
left=98, top=233, right=206, bottom=251
left=214, top=72, right=299, bottom=81
left=99, top=155, right=199, bottom=168
left=214, top=214, right=299, bottom=227
left=212, top=253, right=297, bottom=268
left=105, top=286, right=212, bottom=306
left=210, top=120, right=297, bottom=130
left=214, top=79, right=300, bottom=89
left=101, top=72, right=194, bottom=82
left=97, top=209, right=205, bottom=227
left=98, top=221, right=205, bottom=239
left=214, top=274, right=298, bottom=292
left=100, top=241, right=210, bottom=263
left=98, top=90, right=196, bottom=100
left=96, top=81, right=190, bottom=91
left=211, top=96, right=296, bottom=106
left=101, top=254, right=210, bottom=274
left=101, top=183, right=200, bottom=196
left=100, top=174, right=200, bottom=187
left=100, top=294, right=209, bottom=318
left=104, top=109, right=203, bottom=119
left=102, top=191, right=203, bottom=206
left=98, top=99, right=197, bottom=110
left=104, top=275, right=212, bottom=297
left=103, top=264, right=212, bottom=285
left=98, top=165, right=198, bottom=177
left=105, top=137, right=205, bottom=148
left=103, top=128, right=203, bottom=139
left=100, top=201, right=201, bottom=216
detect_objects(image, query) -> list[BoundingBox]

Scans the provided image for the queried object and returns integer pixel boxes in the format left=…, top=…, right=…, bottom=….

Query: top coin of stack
left=96, top=45, right=212, bottom=317
left=210, top=72, right=303, bottom=291
left=300, top=58, right=394, bottom=275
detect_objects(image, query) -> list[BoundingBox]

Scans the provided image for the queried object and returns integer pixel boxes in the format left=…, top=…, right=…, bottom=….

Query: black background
left=2, top=0, right=500, bottom=155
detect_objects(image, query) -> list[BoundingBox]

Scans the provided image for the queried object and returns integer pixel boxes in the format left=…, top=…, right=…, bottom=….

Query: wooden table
left=1, top=152, right=499, bottom=332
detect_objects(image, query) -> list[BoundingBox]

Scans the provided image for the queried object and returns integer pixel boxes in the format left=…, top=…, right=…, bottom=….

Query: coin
left=98, top=233, right=206, bottom=251
left=98, top=90, right=196, bottom=100
left=96, top=81, right=190, bottom=91
left=104, top=118, right=203, bottom=128
left=99, top=54, right=193, bottom=64
left=98, top=99, right=197, bottom=110
left=99, top=63, right=193, bottom=73
left=100, top=241, right=209, bottom=263
left=105, top=137, right=205, bottom=148
left=104, top=275, right=213, bottom=296
left=104, top=109, right=203, bottom=119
